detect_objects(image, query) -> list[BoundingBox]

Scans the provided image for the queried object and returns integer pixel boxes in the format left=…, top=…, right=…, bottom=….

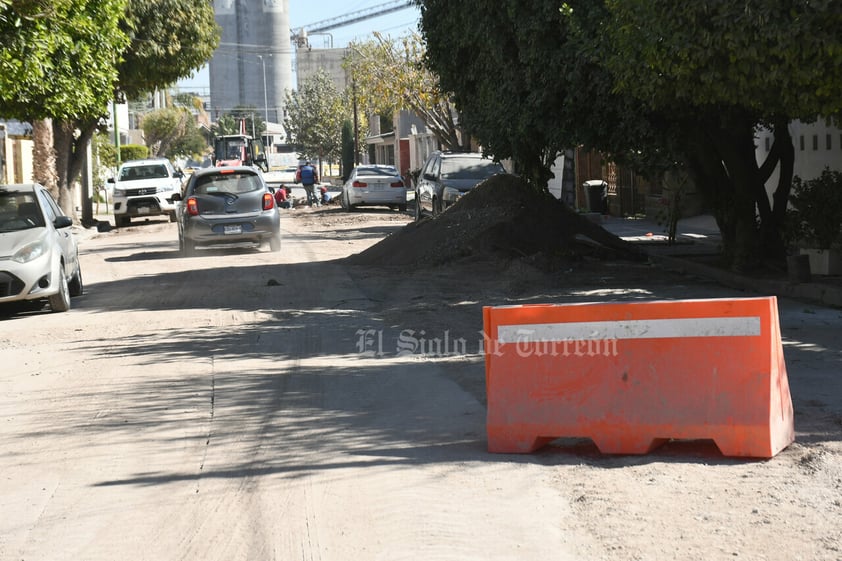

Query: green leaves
left=284, top=69, right=345, bottom=162
left=118, top=0, right=220, bottom=101
left=604, top=0, right=842, bottom=117
left=0, top=0, right=128, bottom=120
left=345, top=32, right=464, bottom=150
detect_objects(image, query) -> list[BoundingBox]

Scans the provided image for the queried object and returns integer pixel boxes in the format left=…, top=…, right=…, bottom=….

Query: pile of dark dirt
left=346, top=174, right=645, bottom=267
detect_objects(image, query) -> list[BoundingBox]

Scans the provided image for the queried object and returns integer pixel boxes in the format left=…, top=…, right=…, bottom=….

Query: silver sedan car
left=0, top=183, right=83, bottom=312
left=172, top=166, right=281, bottom=256
left=341, top=165, right=407, bottom=212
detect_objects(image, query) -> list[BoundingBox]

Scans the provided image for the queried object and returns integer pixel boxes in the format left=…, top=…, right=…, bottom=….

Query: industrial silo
left=209, top=0, right=292, bottom=125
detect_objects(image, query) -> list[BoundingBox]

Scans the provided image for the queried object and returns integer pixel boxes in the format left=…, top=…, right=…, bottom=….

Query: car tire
left=68, top=266, right=83, bottom=297
left=115, top=215, right=130, bottom=228
left=182, top=239, right=197, bottom=257
left=414, top=198, right=422, bottom=221
left=270, top=232, right=282, bottom=252
left=168, top=212, right=177, bottom=223
left=48, top=265, right=71, bottom=313
left=432, top=197, right=442, bottom=217
left=398, top=204, right=407, bottom=213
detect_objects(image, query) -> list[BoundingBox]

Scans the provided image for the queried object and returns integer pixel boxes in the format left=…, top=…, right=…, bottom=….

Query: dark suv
left=415, top=151, right=507, bottom=220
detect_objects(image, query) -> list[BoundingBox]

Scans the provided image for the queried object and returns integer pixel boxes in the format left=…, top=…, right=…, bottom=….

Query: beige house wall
left=2, top=136, right=34, bottom=184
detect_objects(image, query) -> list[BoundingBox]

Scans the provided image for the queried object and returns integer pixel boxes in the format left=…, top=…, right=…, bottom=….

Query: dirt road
left=1, top=207, right=840, bottom=560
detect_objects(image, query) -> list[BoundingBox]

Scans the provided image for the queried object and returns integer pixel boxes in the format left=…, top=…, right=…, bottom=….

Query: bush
left=119, top=144, right=149, bottom=162
left=788, top=167, right=842, bottom=249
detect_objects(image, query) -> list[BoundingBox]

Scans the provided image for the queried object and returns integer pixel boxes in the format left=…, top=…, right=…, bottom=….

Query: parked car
left=341, top=164, right=407, bottom=212
left=172, top=166, right=281, bottom=256
left=0, top=183, right=83, bottom=312
left=278, top=165, right=299, bottom=184
left=415, top=151, right=507, bottom=220
left=108, top=158, right=184, bottom=228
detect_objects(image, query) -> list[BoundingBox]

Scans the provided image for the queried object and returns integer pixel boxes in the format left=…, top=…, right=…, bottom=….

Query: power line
left=297, top=0, right=413, bottom=34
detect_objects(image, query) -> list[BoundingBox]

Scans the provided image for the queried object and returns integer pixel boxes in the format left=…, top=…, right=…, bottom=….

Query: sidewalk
left=602, top=213, right=842, bottom=308
left=600, top=213, right=722, bottom=256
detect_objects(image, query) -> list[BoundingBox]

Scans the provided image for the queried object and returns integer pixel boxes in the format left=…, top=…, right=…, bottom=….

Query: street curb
left=650, top=253, right=842, bottom=309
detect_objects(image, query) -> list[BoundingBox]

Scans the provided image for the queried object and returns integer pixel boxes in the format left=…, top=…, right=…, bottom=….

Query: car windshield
left=440, top=158, right=503, bottom=180
left=355, top=167, right=398, bottom=177
left=193, top=172, right=262, bottom=195
left=0, top=192, right=44, bottom=231
left=119, top=164, right=169, bottom=181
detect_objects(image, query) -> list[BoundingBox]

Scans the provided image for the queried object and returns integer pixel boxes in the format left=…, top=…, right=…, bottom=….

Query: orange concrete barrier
left=483, top=297, right=794, bottom=458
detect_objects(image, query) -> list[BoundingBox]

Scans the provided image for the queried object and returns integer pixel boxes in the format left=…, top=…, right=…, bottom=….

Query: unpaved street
left=1, top=207, right=841, bottom=561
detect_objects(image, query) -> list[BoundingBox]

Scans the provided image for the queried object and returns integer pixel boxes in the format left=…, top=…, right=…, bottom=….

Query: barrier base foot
left=487, top=435, right=554, bottom=454
left=591, top=436, right=670, bottom=455
left=714, top=436, right=789, bottom=459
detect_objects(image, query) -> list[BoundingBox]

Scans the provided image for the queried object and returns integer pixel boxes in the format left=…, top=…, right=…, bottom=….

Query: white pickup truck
left=108, top=158, right=184, bottom=228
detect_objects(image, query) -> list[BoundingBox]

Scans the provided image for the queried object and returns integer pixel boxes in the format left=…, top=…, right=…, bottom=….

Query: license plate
left=138, top=207, right=150, bottom=214
left=224, top=224, right=242, bottom=235
left=370, top=183, right=384, bottom=191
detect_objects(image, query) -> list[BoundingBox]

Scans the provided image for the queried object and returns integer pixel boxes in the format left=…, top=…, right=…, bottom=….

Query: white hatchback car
left=341, top=164, right=407, bottom=212
left=0, top=183, right=83, bottom=312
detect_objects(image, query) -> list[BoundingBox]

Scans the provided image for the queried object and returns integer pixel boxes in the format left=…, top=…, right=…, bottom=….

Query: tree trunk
left=31, top=119, right=58, bottom=199
left=683, top=110, right=789, bottom=271
left=770, top=116, right=795, bottom=232
left=714, top=118, right=765, bottom=270
left=53, top=119, right=98, bottom=221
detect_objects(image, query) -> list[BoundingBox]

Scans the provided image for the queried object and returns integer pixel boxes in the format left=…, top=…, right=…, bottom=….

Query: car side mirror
left=54, top=216, right=72, bottom=229
left=107, top=177, right=115, bottom=184
left=423, top=173, right=435, bottom=181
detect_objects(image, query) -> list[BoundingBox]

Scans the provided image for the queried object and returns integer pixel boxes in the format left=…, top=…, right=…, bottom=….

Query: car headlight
left=113, top=187, right=126, bottom=197
left=443, top=186, right=461, bottom=200
left=12, top=236, right=48, bottom=263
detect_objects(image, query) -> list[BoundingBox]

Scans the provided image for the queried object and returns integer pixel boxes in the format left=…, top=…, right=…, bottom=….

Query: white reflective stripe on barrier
left=497, top=316, right=762, bottom=343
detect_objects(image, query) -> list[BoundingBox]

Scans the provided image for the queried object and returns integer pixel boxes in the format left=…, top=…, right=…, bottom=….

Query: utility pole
left=353, top=78, right=359, bottom=166
left=258, top=55, right=269, bottom=124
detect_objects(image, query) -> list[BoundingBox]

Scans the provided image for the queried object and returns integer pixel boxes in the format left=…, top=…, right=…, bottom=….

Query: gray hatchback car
left=172, top=167, right=281, bottom=256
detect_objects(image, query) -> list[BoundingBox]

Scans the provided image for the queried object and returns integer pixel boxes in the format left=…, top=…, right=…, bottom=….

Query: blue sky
left=290, top=0, right=420, bottom=48
left=177, top=1, right=420, bottom=90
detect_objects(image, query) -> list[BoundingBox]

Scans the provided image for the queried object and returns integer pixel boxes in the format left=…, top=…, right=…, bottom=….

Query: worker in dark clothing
left=296, top=161, right=320, bottom=206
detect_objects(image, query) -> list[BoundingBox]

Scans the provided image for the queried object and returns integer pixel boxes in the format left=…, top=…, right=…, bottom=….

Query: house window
left=828, top=134, right=833, bottom=150
left=813, top=135, right=819, bottom=150
left=800, top=135, right=805, bottom=151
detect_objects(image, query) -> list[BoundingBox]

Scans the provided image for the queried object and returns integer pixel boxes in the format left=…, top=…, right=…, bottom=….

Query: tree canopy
left=212, top=108, right=265, bottom=138
left=0, top=0, right=129, bottom=120
left=141, top=106, right=206, bottom=160
left=345, top=32, right=466, bottom=151
left=417, top=0, right=842, bottom=268
left=117, top=0, right=220, bottom=101
left=284, top=69, right=345, bottom=164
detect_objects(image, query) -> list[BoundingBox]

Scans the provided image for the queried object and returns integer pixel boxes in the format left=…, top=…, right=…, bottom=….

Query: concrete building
left=0, top=121, right=34, bottom=184
left=209, top=0, right=293, bottom=124
left=295, top=47, right=349, bottom=91
left=757, top=120, right=842, bottom=188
